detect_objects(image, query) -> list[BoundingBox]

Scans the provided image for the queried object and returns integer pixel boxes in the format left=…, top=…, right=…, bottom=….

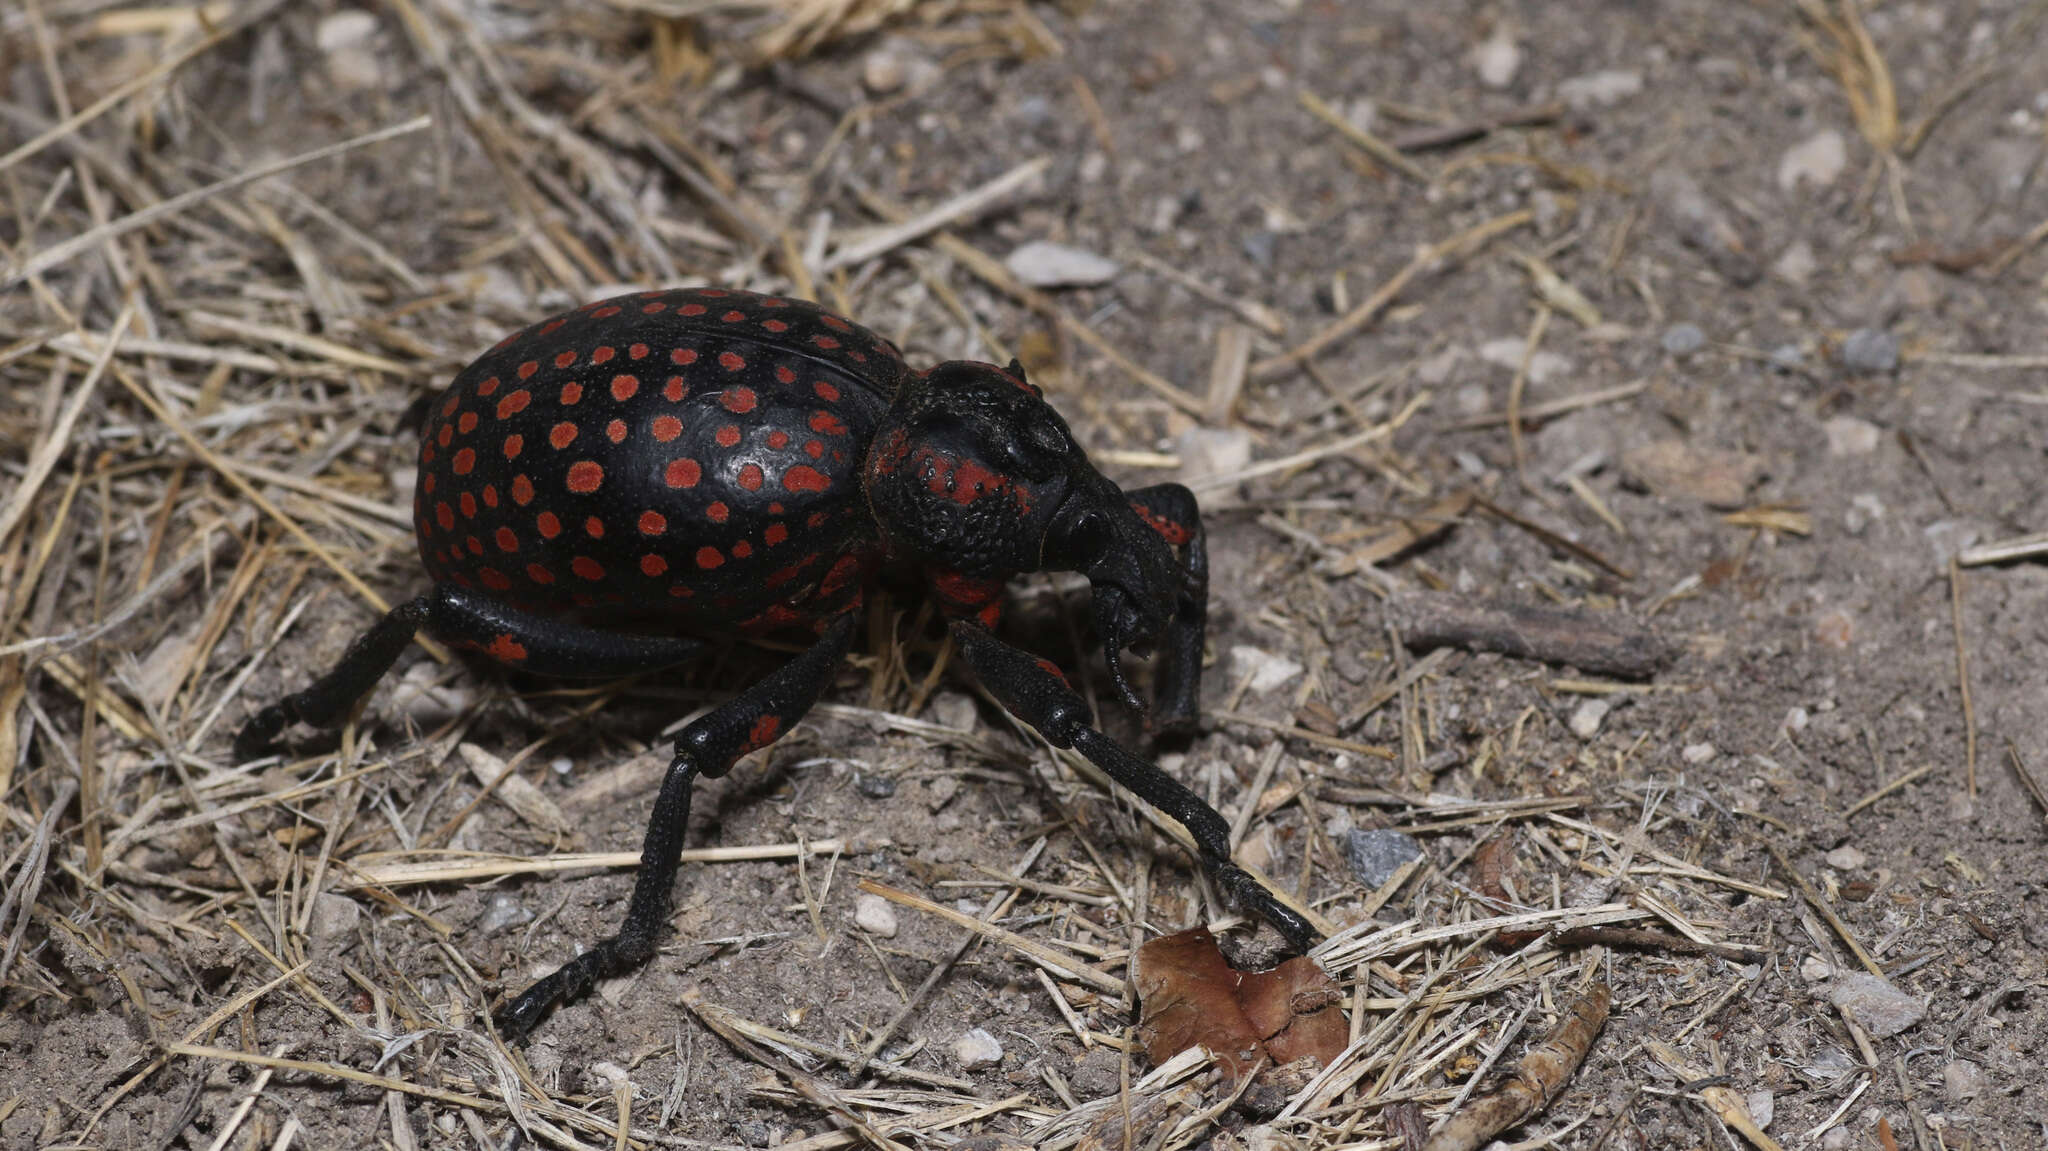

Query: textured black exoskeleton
left=235, top=287, right=1317, bottom=1038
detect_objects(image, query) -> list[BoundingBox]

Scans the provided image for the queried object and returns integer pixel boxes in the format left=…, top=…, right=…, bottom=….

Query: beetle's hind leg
left=948, top=618, right=1317, bottom=952
left=1124, top=483, right=1208, bottom=731
left=233, top=584, right=707, bottom=761
left=495, top=611, right=857, bottom=1040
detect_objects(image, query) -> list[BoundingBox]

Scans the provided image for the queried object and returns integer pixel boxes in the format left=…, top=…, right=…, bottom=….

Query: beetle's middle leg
left=947, top=617, right=1317, bottom=952
left=496, top=610, right=857, bottom=1039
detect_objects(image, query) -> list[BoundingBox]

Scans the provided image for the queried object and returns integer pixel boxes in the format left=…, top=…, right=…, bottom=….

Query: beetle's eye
left=1003, top=410, right=1069, bottom=479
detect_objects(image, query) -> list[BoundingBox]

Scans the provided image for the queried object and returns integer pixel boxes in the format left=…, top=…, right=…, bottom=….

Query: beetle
left=235, top=286, right=1317, bottom=1038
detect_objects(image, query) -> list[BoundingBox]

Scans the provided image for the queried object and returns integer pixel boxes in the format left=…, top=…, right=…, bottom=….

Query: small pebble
left=1661, top=322, right=1707, bottom=356
left=307, top=893, right=361, bottom=943
left=1840, top=328, right=1899, bottom=374
left=1004, top=241, right=1120, bottom=289
left=1229, top=645, right=1304, bottom=696
left=1828, top=972, right=1927, bottom=1038
left=1800, top=955, right=1833, bottom=981
left=1779, top=128, right=1848, bottom=192
left=953, top=1028, right=1005, bottom=1069
left=1569, top=699, right=1610, bottom=740
left=479, top=892, right=533, bottom=934
left=1239, top=230, right=1278, bottom=269
left=1844, top=493, right=1886, bottom=536
left=1746, top=1091, right=1775, bottom=1130
left=1344, top=828, right=1423, bottom=889
left=1557, top=70, right=1643, bottom=109
left=1681, top=742, right=1717, bottom=764
left=855, top=893, right=899, bottom=938
left=930, top=691, right=979, bottom=733
left=1782, top=706, right=1809, bottom=734
left=1768, top=343, right=1807, bottom=373
left=1942, top=1059, right=1986, bottom=1101
left=1825, top=845, right=1868, bottom=870
left=1471, top=28, right=1522, bottom=88
left=855, top=772, right=897, bottom=799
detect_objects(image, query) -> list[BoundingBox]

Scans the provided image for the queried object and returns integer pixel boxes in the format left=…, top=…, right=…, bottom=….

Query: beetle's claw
left=1102, top=644, right=1148, bottom=716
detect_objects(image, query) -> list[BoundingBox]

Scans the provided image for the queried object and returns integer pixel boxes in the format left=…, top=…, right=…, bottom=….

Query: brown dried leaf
left=1134, top=927, right=1348, bottom=1077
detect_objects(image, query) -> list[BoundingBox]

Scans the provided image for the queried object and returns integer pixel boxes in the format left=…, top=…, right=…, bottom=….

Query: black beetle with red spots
left=235, top=287, right=1314, bottom=1039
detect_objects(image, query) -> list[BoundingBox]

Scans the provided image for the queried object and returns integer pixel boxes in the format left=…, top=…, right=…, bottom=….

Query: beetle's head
left=863, top=360, right=1182, bottom=711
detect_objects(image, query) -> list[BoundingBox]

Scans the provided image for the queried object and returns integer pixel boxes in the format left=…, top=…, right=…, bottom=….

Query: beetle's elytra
left=237, top=286, right=1317, bottom=1038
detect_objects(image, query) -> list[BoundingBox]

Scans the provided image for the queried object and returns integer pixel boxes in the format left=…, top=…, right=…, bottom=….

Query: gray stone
left=1570, top=699, right=1610, bottom=740
left=855, top=893, right=899, bottom=938
left=1824, top=416, right=1881, bottom=456
left=1229, top=645, right=1304, bottom=696
left=1779, top=129, right=1848, bottom=193
left=1768, top=343, right=1807, bottom=372
left=1841, top=328, right=1899, bottom=374
left=1746, top=1090, right=1774, bottom=1129
left=1557, top=70, right=1643, bottom=110
left=308, top=893, right=361, bottom=943
left=953, top=1028, right=1004, bottom=1069
left=479, top=892, right=533, bottom=935
left=1942, top=1059, right=1986, bottom=1101
left=1344, top=828, right=1423, bottom=888
left=1004, top=241, right=1120, bottom=289
left=1825, top=845, right=1868, bottom=870
left=1661, top=322, right=1707, bottom=356
left=1828, top=972, right=1927, bottom=1038
left=855, top=772, right=897, bottom=800
left=1472, top=29, right=1521, bottom=89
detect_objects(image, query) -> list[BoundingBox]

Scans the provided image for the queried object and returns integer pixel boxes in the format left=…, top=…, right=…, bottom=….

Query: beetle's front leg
left=1124, top=483, right=1207, bottom=731
left=947, top=618, right=1317, bottom=952
left=495, top=611, right=857, bottom=1039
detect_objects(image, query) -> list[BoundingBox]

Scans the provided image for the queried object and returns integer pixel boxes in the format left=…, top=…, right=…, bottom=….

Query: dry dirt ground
left=1, top=1, right=2045, bottom=1149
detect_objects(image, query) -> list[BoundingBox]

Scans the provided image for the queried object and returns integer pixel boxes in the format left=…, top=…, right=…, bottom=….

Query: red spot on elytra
left=572, top=556, right=605, bottom=580
left=540, top=318, right=567, bottom=335
left=705, top=502, right=729, bottom=523
left=783, top=465, right=830, bottom=493
left=721, top=310, right=745, bottom=322
left=653, top=415, right=682, bottom=442
left=678, top=303, right=707, bottom=317
left=696, top=545, right=725, bottom=569
left=438, top=425, right=453, bottom=448
left=585, top=516, right=606, bottom=539
left=436, top=502, right=455, bottom=530
left=643, top=302, right=667, bottom=314
left=606, top=419, right=627, bottom=443
left=804, top=440, right=825, bottom=458
left=488, top=633, right=529, bottom=662
left=820, top=314, right=852, bottom=332
left=764, top=523, right=789, bottom=546
left=766, top=429, right=789, bottom=450
left=477, top=376, right=500, bottom=396
left=567, top=461, right=604, bottom=493
left=721, top=387, right=757, bottom=413
left=482, top=485, right=499, bottom=508
left=807, top=511, right=829, bottom=528
left=512, top=475, right=535, bottom=505
left=495, top=527, right=519, bottom=552
left=480, top=568, right=512, bottom=591
left=732, top=541, right=753, bottom=559
left=663, top=376, right=687, bottom=402
left=762, top=319, right=788, bottom=333
left=458, top=411, right=479, bottom=434
left=611, top=374, right=639, bottom=401
left=591, top=305, right=622, bottom=318
left=423, top=473, right=437, bottom=494
left=813, top=380, right=841, bottom=402
left=526, top=563, right=554, bottom=584
left=550, top=422, right=578, bottom=450
left=453, top=448, right=476, bottom=475
left=671, top=348, right=698, bottom=366
left=591, top=346, right=615, bottom=365
left=809, top=411, right=847, bottom=435
left=555, top=350, right=577, bottom=368
left=629, top=343, right=649, bottom=360
left=719, top=351, right=745, bottom=371
left=503, top=434, right=524, bottom=459
left=497, top=390, right=531, bottom=419
left=775, top=365, right=797, bottom=384
left=664, top=458, right=702, bottom=488
left=442, top=393, right=461, bottom=417
left=765, top=564, right=801, bottom=587
left=641, top=554, right=669, bottom=576
left=810, top=335, right=840, bottom=350
left=715, top=425, right=742, bottom=448
left=466, top=535, right=483, bottom=555
left=820, top=554, right=861, bottom=596
left=561, top=382, right=584, bottom=405
left=460, top=492, right=478, bottom=518
left=517, top=361, right=538, bottom=380
left=537, top=511, right=561, bottom=538
left=737, top=464, right=764, bottom=491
